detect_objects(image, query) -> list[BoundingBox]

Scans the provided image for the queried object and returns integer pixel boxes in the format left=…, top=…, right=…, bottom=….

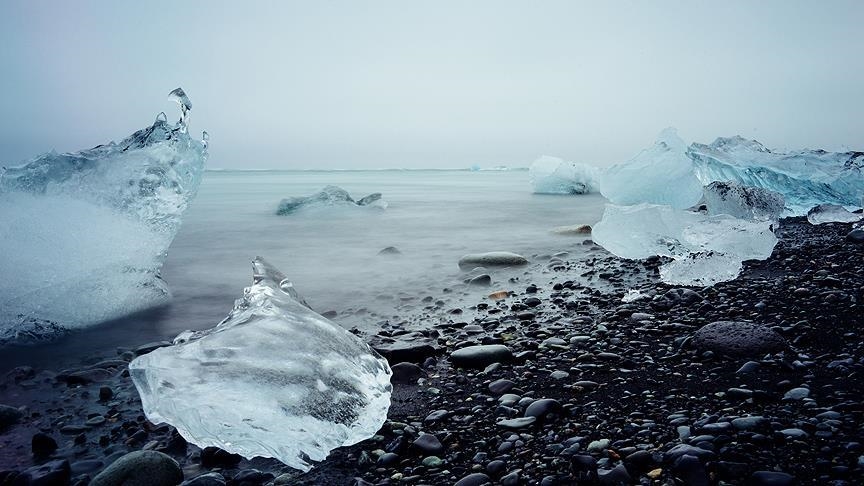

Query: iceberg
left=806, top=204, right=864, bottom=225
left=592, top=203, right=777, bottom=286
left=688, top=136, right=864, bottom=214
left=0, top=88, right=207, bottom=344
left=599, top=128, right=704, bottom=209
left=529, top=156, right=599, bottom=195
left=703, top=181, right=785, bottom=221
left=276, top=185, right=388, bottom=215
left=129, top=257, right=392, bottom=471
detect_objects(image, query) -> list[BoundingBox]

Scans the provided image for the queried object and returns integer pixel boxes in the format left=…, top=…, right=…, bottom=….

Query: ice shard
left=599, top=128, right=704, bottom=209
left=529, top=156, right=599, bottom=195
left=592, top=203, right=777, bottom=286
left=129, top=257, right=392, bottom=471
left=806, top=204, right=864, bottom=225
left=688, top=136, right=864, bottom=214
left=0, top=88, right=207, bottom=344
left=703, top=181, right=785, bottom=221
left=276, top=185, right=388, bottom=215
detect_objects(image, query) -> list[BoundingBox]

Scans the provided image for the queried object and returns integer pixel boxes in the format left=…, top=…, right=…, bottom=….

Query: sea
left=0, top=169, right=606, bottom=369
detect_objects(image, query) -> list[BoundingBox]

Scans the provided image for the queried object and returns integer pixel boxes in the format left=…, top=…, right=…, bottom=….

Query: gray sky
left=1, top=1, right=862, bottom=169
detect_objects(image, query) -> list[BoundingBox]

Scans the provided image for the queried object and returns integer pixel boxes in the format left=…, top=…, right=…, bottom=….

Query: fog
left=1, top=0, right=862, bottom=169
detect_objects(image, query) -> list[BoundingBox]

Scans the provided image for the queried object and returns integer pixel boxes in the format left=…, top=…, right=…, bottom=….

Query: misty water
left=1, top=169, right=605, bottom=369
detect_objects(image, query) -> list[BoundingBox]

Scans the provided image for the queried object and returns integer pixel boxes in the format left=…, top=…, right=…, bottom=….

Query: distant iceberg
left=689, top=136, right=864, bottom=214
left=529, top=156, right=599, bottom=194
left=600, top=128, right=704, bottom=209
left=0, top=88, right=207, bottom=344
left=276, top=185, right=388, bottom=215
left=130, top=257, right=392, bottom=472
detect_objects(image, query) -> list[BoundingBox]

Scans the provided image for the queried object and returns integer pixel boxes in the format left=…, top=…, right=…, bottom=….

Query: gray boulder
left=458, top=252, right=528, bottom=270
left=90, top=450, right=183, bottom=486
left=692, top=321, right=786, bottom=357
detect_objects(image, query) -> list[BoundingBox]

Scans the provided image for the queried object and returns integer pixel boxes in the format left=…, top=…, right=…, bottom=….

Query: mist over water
left=0, top=169, right=605, bottom=369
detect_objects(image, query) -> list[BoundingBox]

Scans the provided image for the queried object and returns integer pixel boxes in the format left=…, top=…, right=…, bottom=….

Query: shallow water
left=0, top=169, right=605, bottom=369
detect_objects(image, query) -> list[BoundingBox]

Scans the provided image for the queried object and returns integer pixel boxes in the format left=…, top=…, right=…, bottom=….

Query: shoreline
left=1, top=217, right=862, bottom=485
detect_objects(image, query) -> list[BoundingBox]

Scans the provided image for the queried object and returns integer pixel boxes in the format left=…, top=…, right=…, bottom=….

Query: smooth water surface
left=1, top=169, right=605, bottom=369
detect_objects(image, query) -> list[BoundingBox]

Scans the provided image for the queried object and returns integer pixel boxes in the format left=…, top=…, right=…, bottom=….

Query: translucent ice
left=703, top=181, right=785, bottom=221
left=129, top=257, right=392, bottom=471
left=276, top=185, right=388, bottom=215
left=592, top=203, right=777, bottom=286
left=806, top=204, right=863, bottom=225
left=600, top=128, right=704, bottom=209
left=0, top=89, right=207, bottom=344
left=529, top=156, right=599, bottom=195
left=688, top=136, right=864, bottom=214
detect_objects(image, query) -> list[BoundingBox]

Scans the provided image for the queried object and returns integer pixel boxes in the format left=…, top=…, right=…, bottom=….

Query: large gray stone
left=458, top=252, right=528, bottom=270
left=691, top=321, right=786, bottom=357
left=450, top=345, right=513, bottom=368
left=90, top=450, right=182, bottom=486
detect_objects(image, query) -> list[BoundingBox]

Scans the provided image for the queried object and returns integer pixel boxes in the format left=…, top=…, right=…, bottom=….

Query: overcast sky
left=1, top=1, right=862, bottom=169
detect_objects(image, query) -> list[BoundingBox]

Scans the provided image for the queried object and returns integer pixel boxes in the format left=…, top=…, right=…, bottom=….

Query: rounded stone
left=90, top=450, right=183, bottom=486
left=458, top=252, right=528, bottom=270
left=450, top=345, right=513, bottom=369
left=691, top=321, right=786, bottom=357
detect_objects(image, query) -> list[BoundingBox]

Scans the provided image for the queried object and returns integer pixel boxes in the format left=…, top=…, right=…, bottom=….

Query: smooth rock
left=458, top=252, right=528, bottom=270
left=89, top=451, right=182, bottom=486
left=691, top=321, right=786, bottom=357
left=451, top=345, right=513, bottom=368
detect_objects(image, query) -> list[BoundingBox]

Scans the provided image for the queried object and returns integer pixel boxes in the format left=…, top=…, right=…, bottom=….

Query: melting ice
left=277, top=185, right=388, bottom=215
left=129, top=257, right=392, bottom=472
left=689, top=136, right=864, bottom=214
left=0, top=89, right=207, bottom=344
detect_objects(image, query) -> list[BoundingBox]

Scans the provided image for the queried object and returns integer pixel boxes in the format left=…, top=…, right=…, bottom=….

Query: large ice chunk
left=529, top=156, right=599, bottom=194
left=806, top=204, right=864, bottom=225
left=276, top=185, right=388, bottom=215
left=703, top=181, right=785, bottom=221
left=0, top=89, right=207, bottom=344
left=592, top=203, right=777, bottom=286
left=599, top=128, right=704, bottom=209
left=688, top=136, right=864, bottom=214
left=129, top=257, right=393, bottom=471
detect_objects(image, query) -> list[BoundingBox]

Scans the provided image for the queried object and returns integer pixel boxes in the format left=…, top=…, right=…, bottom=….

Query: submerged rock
left=129, top=257, right=392, bottom=471
left=458, top=252, right=528, bottom=270
left=276, top=185, right=387, bottom=215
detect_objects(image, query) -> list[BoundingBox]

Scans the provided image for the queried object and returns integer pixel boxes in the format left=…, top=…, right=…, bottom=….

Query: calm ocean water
left=1, top=169, right=606, bottom=369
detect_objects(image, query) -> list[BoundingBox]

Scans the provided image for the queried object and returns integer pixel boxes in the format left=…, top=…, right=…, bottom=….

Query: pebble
left=89, top=450, right=182, bottom=486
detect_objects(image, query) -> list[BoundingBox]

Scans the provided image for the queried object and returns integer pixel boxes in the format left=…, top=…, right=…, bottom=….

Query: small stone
left=524, top=398, right=562, bottom=419
left=390, top=362, right=426, bottom=385
left=496, top=417, right=537, bottom=429
left=454, top=472, right=492, bottom=486
left=587, top=439, right=610, bottom=452
left=783, top=387, right=810, bottom=400
left=488, top=379, right=516, bottom=395
left=32, top=433, right=58, bottom=457
left=99, top=386, right=114, bottom=401
left=750, top=471, right=796, bottom=486
left=421, top=456, right=443, bottom=468
left=413, top=434, right=445, bottom=455
left=0, top=404, right=22, bottom=430
left=180, top=472, right=226, bottom=486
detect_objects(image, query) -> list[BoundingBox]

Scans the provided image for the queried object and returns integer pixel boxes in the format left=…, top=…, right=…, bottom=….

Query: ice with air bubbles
left=129, top=257, right=392, bottom=472
left=0, top=88, right=207, bottom=344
